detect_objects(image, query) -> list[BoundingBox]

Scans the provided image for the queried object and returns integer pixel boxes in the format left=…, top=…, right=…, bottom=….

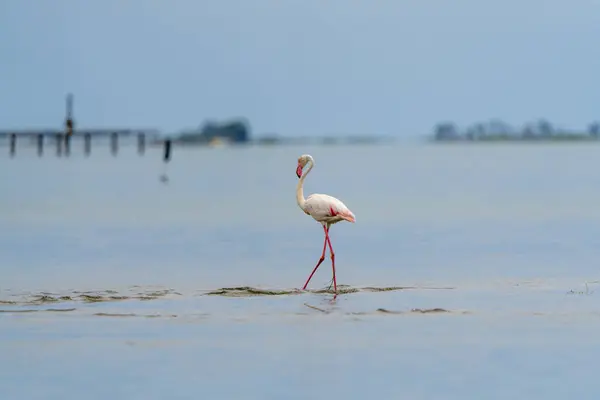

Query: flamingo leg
left=302, top=224, right=329, bottom=290
left=324, top=224, right=337, bottom=297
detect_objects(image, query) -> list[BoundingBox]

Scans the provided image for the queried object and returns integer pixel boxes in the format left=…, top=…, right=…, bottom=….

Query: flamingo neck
left=296, top=159, right=314, bottom=210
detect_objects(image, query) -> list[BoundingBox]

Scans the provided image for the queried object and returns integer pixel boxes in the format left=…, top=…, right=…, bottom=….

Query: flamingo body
left=303, top=193, right=356, bottom=225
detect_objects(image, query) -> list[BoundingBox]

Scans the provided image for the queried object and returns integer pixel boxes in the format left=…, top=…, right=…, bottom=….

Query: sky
left=1, top=0, right=600, bottom=137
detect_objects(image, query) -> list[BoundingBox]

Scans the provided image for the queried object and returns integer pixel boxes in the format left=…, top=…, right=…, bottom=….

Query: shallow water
left=2, top=142, right=600, bottom=399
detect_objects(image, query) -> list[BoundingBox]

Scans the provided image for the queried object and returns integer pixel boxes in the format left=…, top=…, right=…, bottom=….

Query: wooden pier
left=0, top=93, right=171, bottom=159
left=0, top=129, right=162, bottom=158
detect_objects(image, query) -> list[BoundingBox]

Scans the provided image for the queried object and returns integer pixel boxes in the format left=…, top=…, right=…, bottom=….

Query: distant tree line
left=434, top=119, right=600, bottom=141
left=173, top=118, right=250, bottom=144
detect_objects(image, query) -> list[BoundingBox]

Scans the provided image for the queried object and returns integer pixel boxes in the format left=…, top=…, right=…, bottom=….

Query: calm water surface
left=2, top=142, right=600, bottom=399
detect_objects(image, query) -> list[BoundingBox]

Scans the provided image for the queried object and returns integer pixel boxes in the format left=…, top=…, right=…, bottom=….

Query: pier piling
left=64, top=135, right=71, bottom=157
left=9, top=133, right=16, bottom=157
left=37, top=134, right=43, bottom=156
left=84, top=133, right=91, bottom=156
left=137, top=133, right=145, bottom=155
left=55, top=134, right=63, bottom=157
left=110, top=132, right=118, bottom=156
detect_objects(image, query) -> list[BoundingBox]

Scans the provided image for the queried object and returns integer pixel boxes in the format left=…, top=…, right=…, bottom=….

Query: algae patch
left=362, top=286, right=415, bottom=292
left=376, top=307, right=452, bottom=315
left=206, top=287, right=299, bottom=297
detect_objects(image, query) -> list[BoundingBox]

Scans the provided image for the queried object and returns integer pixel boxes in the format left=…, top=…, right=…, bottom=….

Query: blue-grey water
left=2, top=141, right=600, bottom=399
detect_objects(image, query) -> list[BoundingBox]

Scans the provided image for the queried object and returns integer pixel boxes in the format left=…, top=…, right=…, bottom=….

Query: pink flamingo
left=296, top=154, right=356, bottom=296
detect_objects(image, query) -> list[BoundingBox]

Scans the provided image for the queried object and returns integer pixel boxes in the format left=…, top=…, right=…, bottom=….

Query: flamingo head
left=296, top=154, right=312, bottom=178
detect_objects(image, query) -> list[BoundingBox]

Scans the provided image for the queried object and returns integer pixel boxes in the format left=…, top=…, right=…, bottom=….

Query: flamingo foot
left=325, top=278, right=334, bottom=291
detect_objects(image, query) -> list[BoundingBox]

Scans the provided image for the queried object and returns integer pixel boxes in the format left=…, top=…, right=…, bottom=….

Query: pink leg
left=324, top=226, right=337, bottom=296
left=302, top=225, right=329, bottom=290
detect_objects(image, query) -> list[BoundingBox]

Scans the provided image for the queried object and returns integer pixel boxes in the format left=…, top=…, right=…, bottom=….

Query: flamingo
left=296, top=154, right=356, bottom=296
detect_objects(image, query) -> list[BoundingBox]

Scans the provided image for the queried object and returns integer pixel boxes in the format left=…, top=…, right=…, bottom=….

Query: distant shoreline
left=431, top=119, right=600, bottom=143
left=429, top=133, right=600, bottom=143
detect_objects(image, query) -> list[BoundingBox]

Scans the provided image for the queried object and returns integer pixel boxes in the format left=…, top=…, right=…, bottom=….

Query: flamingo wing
left=304, top=193, right=356, bottom=223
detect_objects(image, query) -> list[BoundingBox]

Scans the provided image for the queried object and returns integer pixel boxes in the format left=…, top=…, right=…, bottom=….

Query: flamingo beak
left=296, top=164, right=303, bottom=178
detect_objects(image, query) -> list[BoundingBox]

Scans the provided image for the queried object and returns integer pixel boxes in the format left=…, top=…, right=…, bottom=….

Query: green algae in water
left=312, top=287, right=359, bottom=294
left=79, top=294, right=107, bottom=303
left=376, top=308, right=451, bottom=314
left=3, top=284, right=457, bottom=304
left=411, top=308, right=450, bottom=314
left=363, top=286, right=415, bottom=292
left=206, top=287, right=299, bottom=296
left=32, top=295, right=60, bottom=304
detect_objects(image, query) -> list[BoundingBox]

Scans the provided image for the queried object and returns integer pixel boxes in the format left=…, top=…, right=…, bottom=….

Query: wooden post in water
left=84, top=133, right=91, bottom=156
left=110, top=132, right=118, bottom=156
left=137, top=133, right=145, bottom=155
left=9, top=133, right=16, bottom=157
left=159, top=139, right=172, bottom=183
left=163, top=139, right=172, bottom=163
left=56, top=133, right=63, bottom=157
left=37, top=134, right=43, bottom=157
